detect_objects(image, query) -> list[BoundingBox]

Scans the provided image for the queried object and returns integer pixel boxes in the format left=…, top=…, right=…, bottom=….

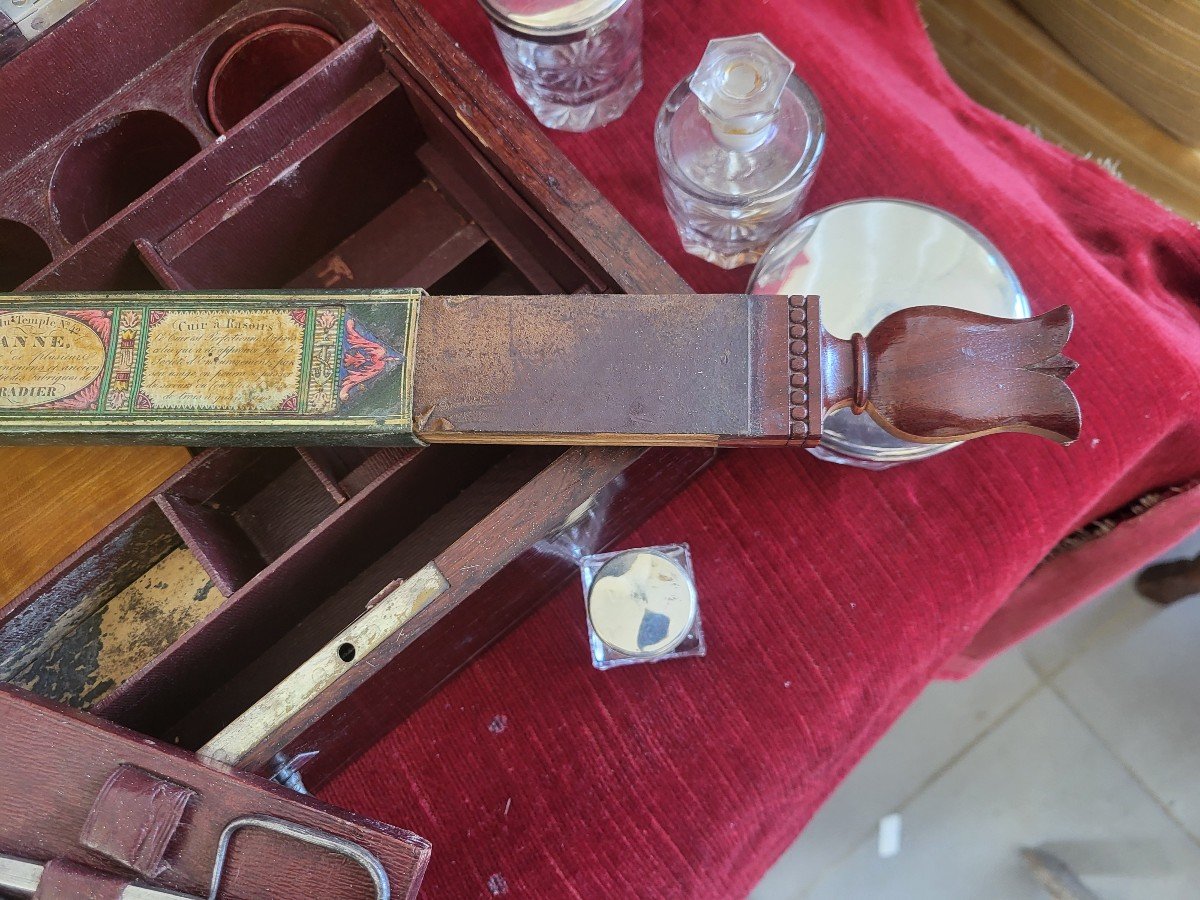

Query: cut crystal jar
left=479, top=0, right=643, bottom=132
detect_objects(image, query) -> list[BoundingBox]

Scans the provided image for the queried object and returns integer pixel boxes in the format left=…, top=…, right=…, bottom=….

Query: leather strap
left=1, top=687, right=428, bottom=899
left=32, top=859, right=127, bottom=900
left=80, top=765, right=194, bottom=878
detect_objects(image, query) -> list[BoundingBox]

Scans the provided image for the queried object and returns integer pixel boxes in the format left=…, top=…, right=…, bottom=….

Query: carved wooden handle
left=824, top=303, right=1081, bottom=445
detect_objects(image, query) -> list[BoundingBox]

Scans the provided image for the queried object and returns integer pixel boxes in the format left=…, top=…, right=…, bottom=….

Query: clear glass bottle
left=655, top=34, right=825, bottom=269
left=479, top=0, right=643, bottom=132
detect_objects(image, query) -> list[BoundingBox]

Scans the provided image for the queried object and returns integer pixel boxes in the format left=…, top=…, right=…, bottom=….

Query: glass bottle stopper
left=688, top=33, right=795, bottom=152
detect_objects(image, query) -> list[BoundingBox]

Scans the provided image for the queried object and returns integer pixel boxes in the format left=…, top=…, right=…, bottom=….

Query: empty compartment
left=202, top=18, right=342, bottom=133
left=287, top=179, right=488, bottom=290
left=296, top=446, right=424, bottom=500
left=230, top=453, right=340, bottom=555
left=158, top=55, right=597, bottom=294
left=166, top=81, right=427, bottom=287
left=0, top=505, right=225, bottom=710
left=91, top=443, right=511, bottom=735
left=50, top=110, right=203, bottom=242
left=398, top=67, right=602, bottom=293
left=165, top=445, right=560, bottom=749
left=0, top=219, right=52, bottom=289
left=428, top=243, right=535, bottom=296
left=336, top=448, right=424, bottom=496
left=158, top=448, right=340, bottom=594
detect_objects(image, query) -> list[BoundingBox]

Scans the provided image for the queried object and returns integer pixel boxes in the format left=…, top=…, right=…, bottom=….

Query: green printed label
left=0, top=291, right=420, bottom=440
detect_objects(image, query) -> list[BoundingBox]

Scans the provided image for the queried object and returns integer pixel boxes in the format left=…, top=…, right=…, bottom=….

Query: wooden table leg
left=1136, top=552, right=1200, bottom=606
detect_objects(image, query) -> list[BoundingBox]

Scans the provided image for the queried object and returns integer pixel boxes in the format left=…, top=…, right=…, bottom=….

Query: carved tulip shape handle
left=825, top=304, right=1082, bottom=445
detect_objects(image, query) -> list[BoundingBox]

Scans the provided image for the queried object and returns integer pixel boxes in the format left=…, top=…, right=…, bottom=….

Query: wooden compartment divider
left=287, top=180, right=490, bottom=290
left=277, top=444, right=715, bottom=789
left=1, top=2, right=370, bottom=260
left=0, top=0, right=366, bottom=162
left=10, top=18, right=385, bottom=290
left=162, top=73, right=421, bottom=286
left=88, top=445, right=508, bottom=734
left=153, top=448, right=347, bottom=593
left=155, top=492, right=268, bottom=597
left=297, top=446, right=423, bottom=500
left=5, top=13, right=612, bottom=296
left=223, top=454, right=342, bottom=558
left=395, top=56, right=598, bottom=293
left=134, top=237, right=197, bottom=289
left=297, top=447, right=365, bottom=502
left=415, top=144, right=566, bottom=293
left=167, top=446, right=562, bottom=749
left=49, top=110, right=205, bottom=244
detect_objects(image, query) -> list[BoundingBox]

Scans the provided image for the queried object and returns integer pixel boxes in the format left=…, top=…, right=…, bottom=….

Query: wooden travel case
left=0, top=1, right=713, bottom=895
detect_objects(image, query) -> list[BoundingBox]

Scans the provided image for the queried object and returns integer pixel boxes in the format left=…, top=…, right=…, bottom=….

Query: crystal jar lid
left=477, top=0, right=631, bottom=38
left=749, top=199, right=1030, bottom=465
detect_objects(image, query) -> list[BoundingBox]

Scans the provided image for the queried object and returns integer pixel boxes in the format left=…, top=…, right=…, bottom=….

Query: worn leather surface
left=32, top=859, right=127, bottom=900
left=323, top=0, right=1200, bottom=896
left=0, top=688, right=430, bottom=899
left=80, top=765, right=194, bottom=878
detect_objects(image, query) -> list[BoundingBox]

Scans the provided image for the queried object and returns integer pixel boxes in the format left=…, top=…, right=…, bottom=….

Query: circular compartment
left=0, top=220, right=53, bottom=290
left=50, top=111, right=202, bottom=244
left=205, top=22, right=340, bottom=134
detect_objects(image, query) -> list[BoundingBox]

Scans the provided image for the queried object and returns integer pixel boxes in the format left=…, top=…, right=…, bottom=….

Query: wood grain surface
left=0, top=446, right=188, bottom=602
left=1015, top=0, right=1200, bottom=145
left=924, top=0, right=1200, bottom=221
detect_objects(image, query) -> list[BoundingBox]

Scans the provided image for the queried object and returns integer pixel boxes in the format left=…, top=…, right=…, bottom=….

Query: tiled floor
left=752, top=529, right=1200, bottom=900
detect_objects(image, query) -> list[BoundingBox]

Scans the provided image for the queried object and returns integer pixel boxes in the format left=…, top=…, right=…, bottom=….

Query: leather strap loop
left=80, top=765, right=195, bottom=878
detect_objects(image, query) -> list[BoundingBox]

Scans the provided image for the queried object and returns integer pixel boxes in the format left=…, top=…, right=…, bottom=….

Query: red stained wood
left=0, top=687, right=429, bottom=899
left=362, top=0, right=688, bottom=295
left=274, top=444, right=715, bottom=790
left=851, top=304, right=1081, bottom=445
left=287, top=180, right=489, bottom=290
left=89, top=446, right=506, bottom=734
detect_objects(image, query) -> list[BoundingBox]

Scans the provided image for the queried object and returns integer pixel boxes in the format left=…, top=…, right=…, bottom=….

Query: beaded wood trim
left=788, top=295, right=821, bottom=445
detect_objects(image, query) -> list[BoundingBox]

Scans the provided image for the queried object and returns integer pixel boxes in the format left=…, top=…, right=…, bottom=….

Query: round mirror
left=749, top=198, right=1030, bottom=467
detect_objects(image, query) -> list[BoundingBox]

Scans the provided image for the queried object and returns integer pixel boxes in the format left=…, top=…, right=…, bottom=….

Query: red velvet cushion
left=322, top=1, right=1200, bottom=895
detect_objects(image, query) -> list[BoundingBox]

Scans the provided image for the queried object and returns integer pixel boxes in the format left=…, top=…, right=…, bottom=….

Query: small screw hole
left=337, top=642, right=356, bottom=662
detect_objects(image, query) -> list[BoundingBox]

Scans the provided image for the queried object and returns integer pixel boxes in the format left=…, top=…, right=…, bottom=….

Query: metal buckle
left=208, top=816, right=390, bottom=900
